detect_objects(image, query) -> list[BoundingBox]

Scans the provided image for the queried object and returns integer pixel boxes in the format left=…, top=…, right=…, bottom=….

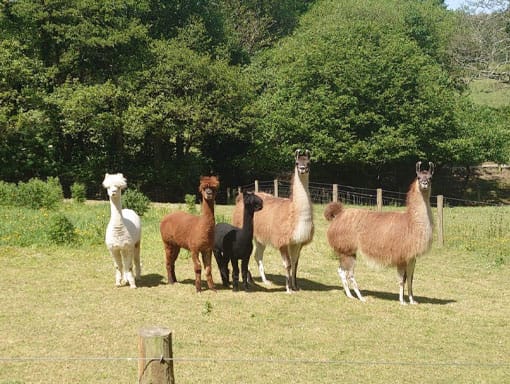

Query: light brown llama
left=233, top=150, right=314, bottom=293
left=324, top=162, right=434, bottom=304
left=160, top=176, right=219, bottom=292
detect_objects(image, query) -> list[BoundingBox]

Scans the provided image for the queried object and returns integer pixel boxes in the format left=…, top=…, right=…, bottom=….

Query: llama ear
left=305, top=149, right=311, bottom=159
left=415, top=161, right=422, bottom=175
left=295, top=149, right=301, bottom=160
left=429, top=162, right=434, bottom=175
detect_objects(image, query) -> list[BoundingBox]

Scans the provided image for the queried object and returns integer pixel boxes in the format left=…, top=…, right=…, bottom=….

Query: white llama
left=103, top=173, right=141, bottom=288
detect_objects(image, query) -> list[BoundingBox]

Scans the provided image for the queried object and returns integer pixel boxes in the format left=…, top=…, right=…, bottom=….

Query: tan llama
left=233, top=150, right=314, bottom=293
left=324, top=161, right=434, bottom=304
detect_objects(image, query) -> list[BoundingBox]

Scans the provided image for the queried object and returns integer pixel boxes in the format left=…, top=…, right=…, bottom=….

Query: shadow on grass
left=175, top=273, right=338, bottom=293
left=362, top=289, right=456, bottom=305
left=138, top=273, right=166, bottom=288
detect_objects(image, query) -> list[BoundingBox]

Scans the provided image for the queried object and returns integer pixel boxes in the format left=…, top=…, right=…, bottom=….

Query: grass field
left=0, top=200, right=509, bottom=383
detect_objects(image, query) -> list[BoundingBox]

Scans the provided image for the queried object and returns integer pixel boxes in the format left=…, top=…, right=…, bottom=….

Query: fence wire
left=0, top=356, right=509, bottom=368
left=235, top=180, right=503, bottom=207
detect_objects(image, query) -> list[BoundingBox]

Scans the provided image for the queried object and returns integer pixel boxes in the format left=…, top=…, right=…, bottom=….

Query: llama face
left=199, top=176, right=219, bottom=201
left=244, top=192, right=263, bottom=212
left=415, top=162, right=434, bottom=191
left=102, top=173, right=127, bottom=198
left=295, top=154, right=310, bottom=175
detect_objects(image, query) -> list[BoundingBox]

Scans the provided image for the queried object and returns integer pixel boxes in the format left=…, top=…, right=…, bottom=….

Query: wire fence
left=1, top=355, right=509, bottom=368
left=229, top=180, right=503, bottom=207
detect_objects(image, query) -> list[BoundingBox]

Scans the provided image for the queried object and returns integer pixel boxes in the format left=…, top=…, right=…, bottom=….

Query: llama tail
left=324, top=202, right=343, bottom=221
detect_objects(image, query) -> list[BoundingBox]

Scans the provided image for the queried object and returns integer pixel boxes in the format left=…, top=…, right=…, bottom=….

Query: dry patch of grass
left=0, top=203, right=509, bottom=383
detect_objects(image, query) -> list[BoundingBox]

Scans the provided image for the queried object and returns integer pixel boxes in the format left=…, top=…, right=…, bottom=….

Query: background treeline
left=1, top=0, right=509, bottom=202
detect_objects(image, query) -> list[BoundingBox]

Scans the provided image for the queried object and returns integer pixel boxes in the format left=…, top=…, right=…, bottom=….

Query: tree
left=248, top=0, right=461, bottom=184
left=448, top=1, right=510, bottom=81
left=0, top=38, right=56, bottom=181
left=122, top=40, right=254, bottom=199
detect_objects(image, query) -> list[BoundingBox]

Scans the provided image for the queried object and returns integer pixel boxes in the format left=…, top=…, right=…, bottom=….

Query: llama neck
left=240, top=209, right=255, bottom=240
left=291, top=168, right=310, bottom=206
left=108, top=196, right=125, bottom=228
left=291, top=168, right=313, bottom=243
left=406, top=181, right=433, bottom=227
left=200, top=198, right=215, bottom=225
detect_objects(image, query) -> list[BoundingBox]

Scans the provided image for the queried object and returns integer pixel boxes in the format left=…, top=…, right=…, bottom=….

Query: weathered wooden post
left=376, top=188, right=383, bottom=211
left=255, top=180, right=259, bottom=193
left=437, top=195, right=444, bottom=247
left=274, top=179, right=278, bottom=197
left=332, top=184, right=338, bottom=203
left=138, top=326, right=175, bottom=384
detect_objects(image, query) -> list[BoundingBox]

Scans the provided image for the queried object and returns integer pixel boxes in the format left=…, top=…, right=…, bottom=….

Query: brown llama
left=233, top=150, right=314, bottom=293
left=324, top=162, right=434, bottom=304
left=160, top=176, right=219, bottom=292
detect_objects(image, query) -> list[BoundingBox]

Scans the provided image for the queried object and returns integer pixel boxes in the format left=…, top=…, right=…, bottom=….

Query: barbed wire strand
left=0, top=356, right=509, bottom=368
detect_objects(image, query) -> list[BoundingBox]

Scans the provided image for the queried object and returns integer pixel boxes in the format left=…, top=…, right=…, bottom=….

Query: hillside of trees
left=1, top=0, right=509, bottom=201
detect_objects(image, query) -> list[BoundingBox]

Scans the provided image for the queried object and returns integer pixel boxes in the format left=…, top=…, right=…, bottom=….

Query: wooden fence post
left=274, top=179, right=278, bottom=197
left=138, top=326, right=175, bottom=384
left=376, top=188, right=382, bottom=211
left=255, top=180, right=259, bottom=193
left=332, top=184, right=338, bottom=202
left=437, top=195, right=444, bottom=247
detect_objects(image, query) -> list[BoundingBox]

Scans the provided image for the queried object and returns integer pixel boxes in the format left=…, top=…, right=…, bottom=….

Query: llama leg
left=213, top=249, right=230, bottom=287
left=122, top=249, right=137, bottom=289
left=347, top=271, right=365, bottom=303
left=288, top=243, right=302, bottom=291
left=133, top=241, right=141, bottom=279
left=241, top=257, right=250, bottom=291
left=232, top=257, right=240, bottom=292
left=191, top=251, right=203, bottom=292
left=253, top=241, right=269, bottom=284
left=164, top=244, right=179, bottom=284
left=337, top=254, right=364, bottom=300
left=397, top=265, right=408, bottom=305
left=201, top=250, right=216, bottom=292
left=280, top=247, right=293, bottom=294
left=406, top=258, right=418, bottom=305
left=110, top=249, right=123, bottom=287
left=337, top=267, right=354, bottom=299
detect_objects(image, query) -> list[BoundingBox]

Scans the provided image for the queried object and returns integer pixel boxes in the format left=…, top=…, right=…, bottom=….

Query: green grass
left=0, top=201, right=509, bottom=383
left=468, top=79, right=510, bottom=108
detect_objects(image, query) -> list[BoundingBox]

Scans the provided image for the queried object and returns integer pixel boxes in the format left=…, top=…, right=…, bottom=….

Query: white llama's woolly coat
left=103, top=173, right=141, bottom=288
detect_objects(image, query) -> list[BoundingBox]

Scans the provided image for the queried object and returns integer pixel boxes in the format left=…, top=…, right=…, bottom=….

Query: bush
left=47, top=213, right=76, bottom=245
left=71, top=182, right=86, bottom=203
left=185, top=194, right=197, bottom=214
left=16, top=177, right=63, bottom=209
left=0, top=181, right=17, bottom=206
left=123, top=188, right=150, bottom=216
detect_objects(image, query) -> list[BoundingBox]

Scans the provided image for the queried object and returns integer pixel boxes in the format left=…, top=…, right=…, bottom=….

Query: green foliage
left=47, top=213, right=76, bottom=245
left=0, top=0, right=509, bottom=198
left=249, top=0, right=460, bottom=172
left=122, top=188, right=150, bottom=216
left=0, top=181, right=16, bottom=206
left=71, top=182, right=86, bottom=203
left=185, top=194, right=198, bottom=214
left=15, top=177, right=63, bottom=210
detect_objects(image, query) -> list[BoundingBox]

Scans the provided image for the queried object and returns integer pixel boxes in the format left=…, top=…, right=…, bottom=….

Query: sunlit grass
left=0, top=202, right=509, bottom=383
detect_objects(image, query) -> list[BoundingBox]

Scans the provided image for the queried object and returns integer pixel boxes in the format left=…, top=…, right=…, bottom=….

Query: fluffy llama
left=233, top=149, right=314, bottom=293
left=103, top=173, right=142, bottom=289
left=324, top=161, right=434, bottom=304
left=213, top=192, right=263, bottom=291
left=160, top=176, right=219, bottom=292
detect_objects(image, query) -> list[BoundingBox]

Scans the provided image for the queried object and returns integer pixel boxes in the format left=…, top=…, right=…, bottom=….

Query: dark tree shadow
left=137, top=273, right=166, bottom=288
left=362, top=289, right=457, bottom=305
